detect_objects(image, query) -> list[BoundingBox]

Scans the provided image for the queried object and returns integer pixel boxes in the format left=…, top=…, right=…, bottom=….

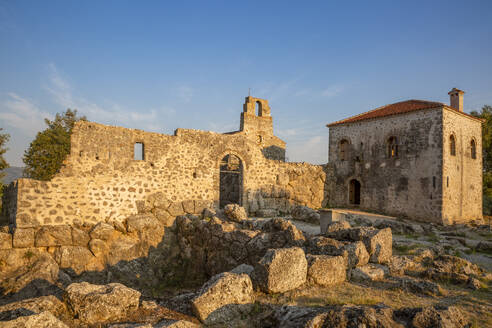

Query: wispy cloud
left=321, top=85, right=345, bottom=98
left=0, top=93, right=52, bottom=137
left=45, top=63, right=165, bottom=131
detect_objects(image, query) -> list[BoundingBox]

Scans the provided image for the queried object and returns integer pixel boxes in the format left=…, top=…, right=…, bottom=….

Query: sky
left=1, top=0, right=492, bottom=167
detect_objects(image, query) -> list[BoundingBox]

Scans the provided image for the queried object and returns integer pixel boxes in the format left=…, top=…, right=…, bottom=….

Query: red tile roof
left=327, top=100, right=445, bottom=127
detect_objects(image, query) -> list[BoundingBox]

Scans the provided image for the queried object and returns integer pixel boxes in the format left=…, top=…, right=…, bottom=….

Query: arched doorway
left=219, top=154, right=243, bottom=208
left=349, top=179, right=361, bottom=205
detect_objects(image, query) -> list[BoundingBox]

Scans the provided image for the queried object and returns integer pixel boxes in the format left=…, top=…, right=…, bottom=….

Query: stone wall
left=329, top=108, right=444, bottom=223
left=442, top=108, right=483, bottom=224
left=2, top=97, right=332, bottom=228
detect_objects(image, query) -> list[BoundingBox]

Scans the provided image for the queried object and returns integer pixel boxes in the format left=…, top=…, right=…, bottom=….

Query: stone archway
left=349, top=179, right=361, bottom=205
left=219, top=154, right=243, bottom=208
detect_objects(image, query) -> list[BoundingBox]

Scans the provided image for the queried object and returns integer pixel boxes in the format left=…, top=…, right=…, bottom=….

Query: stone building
left=327, top=88, right=483, bottom=224
left=2, top=96, right=330, bottom=228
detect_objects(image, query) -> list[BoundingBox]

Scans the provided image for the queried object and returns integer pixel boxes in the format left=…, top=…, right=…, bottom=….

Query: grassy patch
left=425, top=232, right=440, bottom=243
left=23, top=250, right=34, bottom=260
left=393, top=243, right=423, bottom=255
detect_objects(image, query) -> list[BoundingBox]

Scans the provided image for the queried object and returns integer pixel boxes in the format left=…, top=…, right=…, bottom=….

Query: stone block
left=194, top=200, right=213, bottom=215
left=2, top=311, right=68, bottom=328
left=89, top=222, right=115, bottom=241
left=342, top=241, right=370, bottom=268
left=89, top=239, right=108, bottom=257
left=255, top=247, right=307, bottom=293
left=224, top=204, right=248, bottom=222
left=191, top=272, right=253, bottom=324
left=35, top=225, right=72, bottom=247
left=168, top=202, right=185, bottom=217
left=0, top=231, right=12, bottom=249
left=12, top=228, right=34, bottom=248
left=72, top=227, right=90, bottom=246
left=65, top=282, right=141, bottom=325
left=362, top=228, right=392, bottom=264
left=54, top=246, right=96, bottom=274
left=182, top=200, right=195, bottom=214
left=306, top=254, right=346, bottom=286
left=154, top=208, right=175, bottom=227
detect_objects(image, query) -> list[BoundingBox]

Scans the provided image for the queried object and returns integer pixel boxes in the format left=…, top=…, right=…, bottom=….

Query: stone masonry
left=2, top=97, right=332, bottom=228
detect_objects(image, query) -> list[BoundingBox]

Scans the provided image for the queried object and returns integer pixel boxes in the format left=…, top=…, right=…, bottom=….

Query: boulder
left=308, top=236, right=344, bottom=255
left=90, top=222, right=115, bottom=241
left=224, top=204, right=248, bottom=222
left=351, top=264, right=387, bottom=282
left=182, top=200, right=195, bottom=214
left=13, top=228, right=34, bottom=248
left=64, top=282, right=141, bottom=325
left=306, top=255, right=346, bottom=286
left=324, top=220, right=351, bottom=234
left=35, top=225, right=72, bottom=247
left=476, top=240, right=492, bottom=252
left=168, top=202, right=186, bottom=217
left=362, top=228, right=392, bottom=264
left=291, top=205, right=320, bottom=223
left=1, top=253, right=59, bottom=295
left=260, top=218, right=306, bottom=247
left=0, top=295, right=67, bottom=321
left=255, top=247, right=307, bottom=293
left=322, top=305, right=404, bottom=328
left=0, top=231, right=12, bottom=249
left=410, top=306, right=467, bottom=328
left=191, top=272, right=253, bottom=324
left=1, top=311, right=68, bottom=328
left=397, top=277, right=443, bottom=296
left=342, top=241, right=370, bottom=268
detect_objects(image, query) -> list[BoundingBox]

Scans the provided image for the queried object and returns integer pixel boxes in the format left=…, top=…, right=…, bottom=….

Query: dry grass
left=255, top=281, right=492, bottom=327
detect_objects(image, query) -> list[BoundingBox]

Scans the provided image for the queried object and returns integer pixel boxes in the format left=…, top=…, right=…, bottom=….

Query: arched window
left=471, top=139, right=477, bottom=159
left=339, top=139, right=349, bottom=161
left=255, top=101, right=262, bottom=116
left=387, top=136, right=398, bottom=158
left=450, top=135, right=456, bottom=156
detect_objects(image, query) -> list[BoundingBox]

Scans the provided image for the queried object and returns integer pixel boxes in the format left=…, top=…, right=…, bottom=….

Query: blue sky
left=1, top=0, right=491, bottom=166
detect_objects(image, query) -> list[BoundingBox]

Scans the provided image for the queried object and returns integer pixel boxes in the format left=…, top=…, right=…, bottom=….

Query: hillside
left=0, top=166, right=24, bottom=184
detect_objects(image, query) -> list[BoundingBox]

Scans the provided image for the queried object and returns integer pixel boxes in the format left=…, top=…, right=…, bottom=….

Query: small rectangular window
left=432, top=176, right=436, bottom=189
left=446, top=176, right=449, bottom=187
left=134, top=142, right=144, bottom=160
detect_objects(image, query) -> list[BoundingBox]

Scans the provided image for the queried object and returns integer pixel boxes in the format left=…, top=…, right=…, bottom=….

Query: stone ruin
left=1, top=96, right=331, bottom=229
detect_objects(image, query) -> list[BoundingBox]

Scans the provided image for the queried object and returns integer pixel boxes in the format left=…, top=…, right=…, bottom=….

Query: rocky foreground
left=0, top=202, right=491, bottom=327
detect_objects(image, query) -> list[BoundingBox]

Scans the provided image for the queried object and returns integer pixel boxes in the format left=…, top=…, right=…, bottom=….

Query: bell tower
left=240, top=96, right=273, bottom=136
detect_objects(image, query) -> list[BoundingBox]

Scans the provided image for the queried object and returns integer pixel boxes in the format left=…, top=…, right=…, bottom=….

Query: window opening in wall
left=432, top=176, right=436, bottom=189
left=339, top=139, right=349, bottom=161
left=349, top=179, right=361, bottom=205
left=471, top=139, right=477, bottom=159
left=134, top=142, right=144, bottom=160
left=447, top=176, right=449, bottom=187
left=219, top=154, right=243, bottom=208
left=387, top=136, right=398, bottom=158
left=79, top=151, right=83, bottom=157
left=95, top=153, right=99, bottom=160
left=255, top=101, right=262, bottom=116
left=450, top=135, right=456, bottom=156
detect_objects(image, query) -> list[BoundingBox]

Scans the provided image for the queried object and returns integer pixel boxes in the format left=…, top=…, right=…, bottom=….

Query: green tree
left=23, top=109, right=86, bottom=181
left=471, top=105, right=492, bottom=215
left=0, top=128, right=10, bottom=210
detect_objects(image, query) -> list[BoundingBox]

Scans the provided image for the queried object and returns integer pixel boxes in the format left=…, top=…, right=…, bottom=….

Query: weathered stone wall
left=442, top=108, right=483, bottom=224
left=329, top=108, right=444, bottom=223
left=3, top=97, right=332, bottom=228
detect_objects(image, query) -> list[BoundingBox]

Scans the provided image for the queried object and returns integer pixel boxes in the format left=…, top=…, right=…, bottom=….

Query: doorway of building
left=349, top=179, right=361, bottom=205
left=219, top=154, right=243, bottom=208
